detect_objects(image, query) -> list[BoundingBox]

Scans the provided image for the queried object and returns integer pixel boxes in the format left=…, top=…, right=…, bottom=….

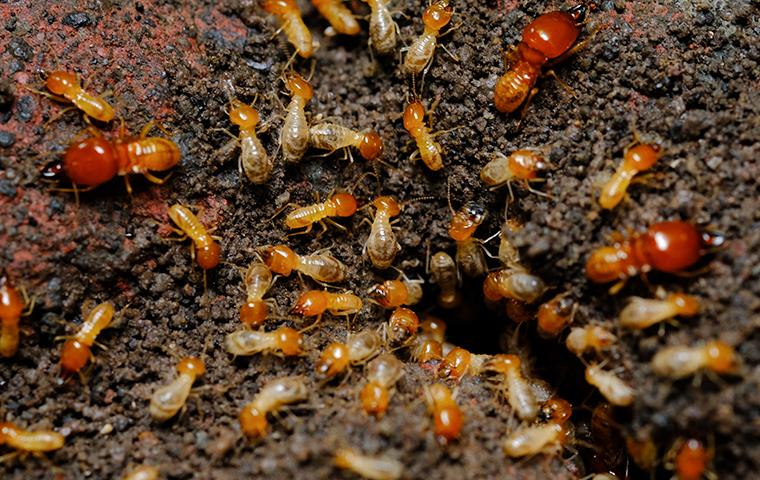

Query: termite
left=315, top=329, right=382, bottom=379
left=362, top=0, right=398, bottom=55
left=585, top=365, right=634, bottom=406
left=424, top=383, right=463, bottom=444
left=494, top=4, right=587, bottom=115
left=239, top=261, right=274, bottom=328
left=291, top=290, right=363, bottom=329
left=673, top=438, right=711, bottom=480
left=239, top=376, right=309, bottom=438
left=449, top=201, right=488, bottom=278
left=539, top=397, right=573, bottom=425
left=483, top=268, right=546, bottom=303
left=586, top=221, right=711, bottom=293
left=588, top=402, right=625, bottom=473
left=309, top=122, right=383, bottom=162
left=383, top=307, right=419, bottom=345
left=410, top=316, right=447, bottom=363
left=334, top=447, right=404, bottom=480
left=485, top=354, right=538, bottom=420
left=437, top=347, right=489, bottom=381
left=565, top=325, right=617, bottom=356
left=403, top=99, right=445, bottom=171
left=64, top=121, right=180, bottom=194
left=361, top=353, right=404, bottom=418
left=225, top=98, right=273, bottom=184
left=599, top=137, right=662, bottom=210
left=625, top=433, right=658, bottom=472
left=364, top=196, right=401, bottom=269
left=59, top=301, right=114, bottom=376
left=284, top=192, right=358, bottom=234
left=503, top=423, right=568, bottom=458
left=225, top=326, right=304, bottom=357
left=619, top=293, right=700, bottom=330
left=311, top=0, right=360, bottom=35
left=367, top=277, right=423, bottom=308
left=280, top=72, right=313, bottom=162
left=651, top=340, right=739, bottom=379
left=402, top=0, right=454, bottom=76
left=480, top=149, right=548, bottom=200
left=0, top=275, right=28, bottom=358
left=536, top=292, right=576, bottom=338
left=25, top=70, right=115, bottom=122
left=262, top=244, right=347, bottom=283
left=167, top=204, right=221, bottom=271
left=0, top=422, right=64, bottom=459
left=149, top=357, right=205, bottom=421
left=428, top=251, right=461, bottom=308
left=497, top=218, right=523, bottom=267
left=263, top=0, right=313, bottom=58
left=122, top=465, right=160, bottom=480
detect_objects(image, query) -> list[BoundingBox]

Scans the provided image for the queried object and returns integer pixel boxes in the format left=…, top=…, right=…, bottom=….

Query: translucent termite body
left=263, top=0, right=313, bottom=58
left=480, top=150, right=546, bottom=190
left=403, top=100, right=444, bottom=171
left=311, top=0, right=360, bottom=35
left=651, top=340, right=738, bottom=379
left=0, top=275, right=25, bottom=358
left=315, top=329, right=382, bottom=379
left=281, top=73, right=313, bottom=162
left=168, top=204, right=221, bottom=271
left=334, top=447, right=404, bottom=480
left=585, top=365, right=634, bottom=406
left=361, top=353, right=404, bottom=418
left=239, top=376, right=309, bottom=438
left=486, top=354, right=538, bottom=420
left=429, top=251, right=460, bottom=308
left=599, top=140, right=662, bottom=210
left=367, top=278, right=423, bottom=308
left=483, top=268, right=546, bottom=303
left=228, top=99, right=272, bottom=184
left=383, top=307, right=420, bottom=345
left=309, top=123, right=383, bottom=161
left=225, top=326, right=304, bottom=357
left=239, top=261, right=274, bottom=328
left=149, top=357, right=205, bottom=421
left=424, top=383, right=463, bottom=444
left=503, top=423, right=567, bottom=458
left=60, top=301, right=115, bottom=375
left=285, top=192, right=358, bottom=233
left=262, top=244, right=347, bottom=283
left=0, top=422, right=65, bottom=455
left=402, top=0, right=454, bottom=75
left=122, top=465, right=160, bottom=480
left=365, top=196, right=401, bottom=269
left=619, top=293, right=700, bottom=330
left=565, top=326, right=617, bottom=356
left=362, top=0, right=398, bottom=55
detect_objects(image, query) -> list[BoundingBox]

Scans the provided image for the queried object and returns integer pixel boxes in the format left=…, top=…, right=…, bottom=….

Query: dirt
left=1, top=0, right=758, bottom=479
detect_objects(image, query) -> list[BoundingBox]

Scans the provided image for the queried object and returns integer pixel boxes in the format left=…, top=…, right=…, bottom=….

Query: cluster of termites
left=3, top=2, right=740, bottom=479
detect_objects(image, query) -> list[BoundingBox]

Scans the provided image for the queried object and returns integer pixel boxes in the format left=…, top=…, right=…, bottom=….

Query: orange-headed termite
left=361, top=353, right=404, bottom=418
left=619, top=293, right=700, bottom=330
left=168, top=204, right=221, bottom=271
left=361, top=0, right=398, bottom=55
left=585, top=365, right=634, bottom=407
left=225, top=326, right=304, bottom=357
left=227, top=99, right=272, bottom=184
left=424, top=383, right=463, bottom=444
left=539, top=397, right=573, bottom=425
left=263, top=0, right=313, bottom=58
left=149, top=357, right=205, bottom=421
left=281, top=72, right=313, bottom=162
left=599, top=138, right=662, bottom=210
left=536, top=292, right=576, bottom=338
left=480, top=149, right=548, bottom=200
left=428, top=251, right=460, bottom=308
left=364, top=196, right=401, bottom=269
left=403, top=100, right=445, bottom=171
left=239, top=261, right=274, bottom=328
left=0, top=275, right=27, bottom=358
left=494, top=4, right=586, bottom=114
left=315, top=329, right=382, bottom=379
left=449, top=201, right=489, bottom=277
left=674, top=438, right=711, bottom=480
left=651, top=340, right=739, bottom=379
left=239, top=376, right=309, bottom=438
left=285, top=192, right=358, bottom=234
left=383, top=307, right=420, bottom=345
left=402, top=0, right=454, bottom=76
left=26, top=70, right=115, bottom=122
left=59, top=301, right=114, bottom=376
left=483, top=268, right=546, bottom=303
left=262, top=244, right=347, bottom=283
left=485, top=354, right=538, bottom=420
left=565, top=325, right=617, bottom=356
left=311, top=0, right=360, bottom=35
left=291, top=290, right=363, bottom=329
left=367, top=278, right=423, bottom=309
left=334, top=447, right=404, bottom=480
left=0, top=422, right=64, bottom=458
left=309, top=122, right=383, bottom=162
left=437, top=347, right=489, bottom=381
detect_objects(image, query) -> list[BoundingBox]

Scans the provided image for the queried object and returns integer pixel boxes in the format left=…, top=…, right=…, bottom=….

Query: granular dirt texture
left=1, top=0, right=758, bottom=479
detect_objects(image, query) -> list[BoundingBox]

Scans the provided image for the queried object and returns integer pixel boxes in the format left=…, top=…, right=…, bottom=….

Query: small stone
left=8, top=37, right=32, bottom=61
left=62, top=12, right=93, bottom=29
left=0, top=131, right=15, bottom=147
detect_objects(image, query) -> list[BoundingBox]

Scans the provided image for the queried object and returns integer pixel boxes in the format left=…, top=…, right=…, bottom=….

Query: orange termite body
left=285, top=193, right=358, bottom=233
left=63, top=123, right=180, bottom=193
left=599, top=141, right=662, bottom=209
left=403, top=100, right=444, bottom=171
left=291, top=290, right=363, bottom=323
left=449, top=202, right=486, bottom=242
left=168, top=205, right=221, bottom=271
left=311, top=0, right=360, bottom=35
left=360, top=353, right=404, bottom=418
left=494, top=5, right=586, bottom=113
left=675, top=439, right=710, bottom=480
left=425, top=384, right=463, bottom=444
left=586, top=221, right=705, bottom=288
left=43, top=70, right=115, bottom=122
left=367, top=279, right=422, bottom=309
left=536, top=293, right=575, bottom=337
left=0, top=276, right=25, bottom=358
left=0, top=422, right=65, bottom=455
left=384, top=307, right=420, bottom=345
left=60, top=302, right=115, bottom=375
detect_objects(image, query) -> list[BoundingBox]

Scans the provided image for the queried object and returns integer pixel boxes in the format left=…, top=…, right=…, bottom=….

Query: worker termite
left=619, top=292, right=700, bottom=331
left=24, top=70, right=115, bottom=122
left=280, top=72, right=313, bottom=162
left=599, top=136, right=662, bottom=210
left=585, top=221, right=711, bottom=293
left=122, top=465, right=160, bottom=480
left=225, top=326, right=304, bottom=357
left=0, top=275, right=31, bottom=358
left=239, top=261, right=274, bottom=328
left=291, top=290, right=363, bottom=329
left=149, top=357, right=205, bottom=421
left=59, top=301, right=114, bottom=376
left=364, top=196, right=401, bottom=269
left=167, top=204, right=222, bottom=271
left=588, top=402, right=625, bottom=473
left=437, top=347, right=490, bottom=381
left=428, top=251, right=461, bottom=308
left=284, top=192, right=358, bottom=234
left=480, top=149, right=549, bottom=201
left=670, top=438, right=712, bottom=480
left=539, top=397, right=573, bottom=425
left=402, top=0, right=455, bottom=76
left=494, top=4, right=587, bottom=115
left=565, top=325, right=617, bottom=356
left=0, top=422, right=65, bottom=460
left=483, top=268, right=547, bottom=304
left=496, top=217, right=523, bottom=267
left=449, top=200, right=489, bottom=278
left=382, top=307, right=419, bottom=345
left=485, top=354, right=538, bottom=420
left=536, top=292, right=576, bottom=338
left=263, top=0, right=313, bottom=58
left=367, top=277, right=423, bottom=308
left=584, top=365, right=634, bottom=407
left=262, top=244, right=347, bottom=283
left=315, top=329, right=382, bottom=379
left=503, top=422, right=569, bottom=458
left=651, top=340, right=739, bottom=379
left=239, top=376, right=309, bottom=438
left=309, top=122, right=384, bottom=162
left=410, top=316, right=447, bottom=363
left=64, top=121, right=180, bottom=195
left=334, top=447, right=404, bottom=480
left=424, top=383, right=463, bottom=444
left=223, top=97, right=273, bottom=184
left=362, top=0, right=398, bottom=55
left=403, top=99, right=445, bottom=171
left=361, top=353, right=404, bottom=418
left=311, top=0, right=360, bottom=35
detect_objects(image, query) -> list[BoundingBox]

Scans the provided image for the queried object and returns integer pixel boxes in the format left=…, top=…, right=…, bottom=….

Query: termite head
left=540, top=397, right=572, bottom=424
left=403, top=101, right=426, bottom=136
left=240, top=301, right=268, bottom=328
left=487, top=353, right=520, bottom=374
left=0, top=422, right=16, bottom=442
left=46, top=71, right=78, bottom=95
left=64, top=137, right=119, bottom=187
left=373, top=196, right=401, bottom=217
left=670, top=293, right=700, bottom=316
left=704, top=340, right=738, bottom=374
left=359, top=131, right=383, bottom=161
left=262, top=245, right=297, bottom=275
left=229, top=100, right=260, bottom=129
left=422, top=1, right=453, bottom=31
left=239, top=405, right=268, bottom=438
left=292, top=291, right=329, bottom=316
left=177, top=357, right=206, bottom=376
left=315, top=342, right=349, bottom=379
left=624, top=143, right=661, bottom=171
left=331, top=193, right=358, bottom=217
left=0, top=275, right=23, bottom=320
left=285, top=72, right=313, bottom=101
left=449, top=202, right=486, bottom=241
left=585, top=246, right=624, bottom=284
left=61, top=339, right=91, bottom=374
left=196, top=243, right=221, bottom=270
left=275, top=327, right=303, bottom=355
left=262, top=0, right=296, bottom=15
